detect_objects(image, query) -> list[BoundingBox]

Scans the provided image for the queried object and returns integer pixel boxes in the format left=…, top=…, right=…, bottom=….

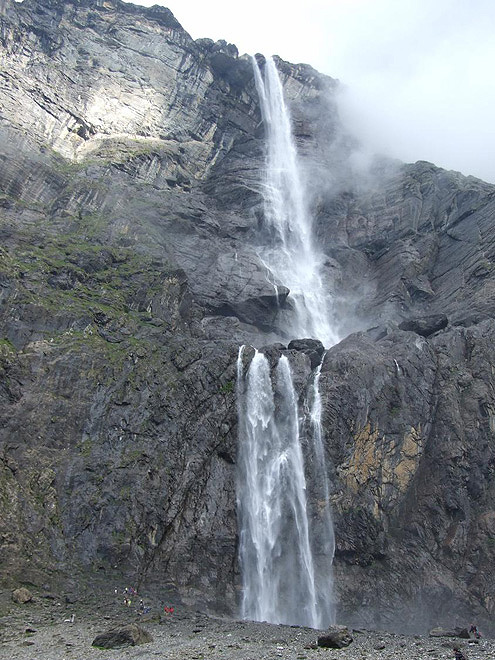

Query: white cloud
left=323, top=0, right=495, bottom=183
left=127, top=0, right=495, bottom=183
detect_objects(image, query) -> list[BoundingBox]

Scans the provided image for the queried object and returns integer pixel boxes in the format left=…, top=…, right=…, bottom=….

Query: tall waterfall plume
left=252, top=55, right=338, bottom=348
left=236, top=57, right=337, bottom=630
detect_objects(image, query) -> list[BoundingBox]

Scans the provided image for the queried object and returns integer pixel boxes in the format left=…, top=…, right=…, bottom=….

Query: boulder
left=429, top=627, right=470, bottom=639
left=317, top=625, right=353, bottom=648
left=287, top=338, right=325, bottom=369
left=92, top=623, right=153, bottom=649
left=12, top=587, right=33, bottom=604
left=398, top=314, right=448, bottom=337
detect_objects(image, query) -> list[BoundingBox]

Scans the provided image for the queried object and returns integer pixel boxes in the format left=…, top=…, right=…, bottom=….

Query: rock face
left=321, top=322, right=495, bottom=631
left=1, top=0, right=495, bottom=635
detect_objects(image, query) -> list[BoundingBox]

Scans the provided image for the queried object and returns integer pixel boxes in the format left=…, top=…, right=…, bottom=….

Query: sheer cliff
left=1, top=0, right=495, bottom=633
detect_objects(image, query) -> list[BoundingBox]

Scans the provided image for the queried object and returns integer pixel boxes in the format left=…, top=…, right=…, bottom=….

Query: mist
left=126, top=0, right=495, bottom=185
left=325, top=0, right=495, bottom=184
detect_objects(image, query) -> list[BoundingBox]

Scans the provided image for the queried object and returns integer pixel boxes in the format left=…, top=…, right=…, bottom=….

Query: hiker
left=453, top=646, right=467, bottom=660
left=469, top=624, right=481, bottom=639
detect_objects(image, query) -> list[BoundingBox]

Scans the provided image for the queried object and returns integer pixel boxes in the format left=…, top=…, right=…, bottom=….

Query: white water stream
left=252, top=56, right=338, bottom=348
left=237, top=349, right=319, bottom=626
left=236, top=57, right=337, bottom=629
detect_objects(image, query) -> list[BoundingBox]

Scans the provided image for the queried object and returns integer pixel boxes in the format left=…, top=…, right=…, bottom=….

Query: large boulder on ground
left=429, top=627, right=470, bottom=639
left=92, top=623, right=153, bottom=649
left=317, top=625, right=353, bottom=648
left=12, top=587, right=33, bottom=604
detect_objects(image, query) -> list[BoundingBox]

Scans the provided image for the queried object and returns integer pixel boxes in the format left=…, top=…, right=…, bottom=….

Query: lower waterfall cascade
left=237, top=348, right=335, bottom=628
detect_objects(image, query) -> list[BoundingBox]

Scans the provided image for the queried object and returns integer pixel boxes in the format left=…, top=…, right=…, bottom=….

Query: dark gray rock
left=399, top=314, right=448, bottom=336
left=320, top=320, right=495, bottom=633
left=287, top=338, right=325, bottom=369
left=429, top=627, right=470, bottom=639
left=92, top=623, right=153, bottom=649
left=317, top=625, right=353, bottom=648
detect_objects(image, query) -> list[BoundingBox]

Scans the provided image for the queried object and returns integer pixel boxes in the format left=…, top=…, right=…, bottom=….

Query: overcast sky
left=128, top=0, right=495, bottom=183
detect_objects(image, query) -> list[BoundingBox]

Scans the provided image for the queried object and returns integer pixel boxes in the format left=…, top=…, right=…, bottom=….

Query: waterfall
left=305, top=361, right=335, bottom=625
left=237, top=350, right=320, bottom=627
left=237, top=350, right=335, bottom=627
left=252, top=55, right=338, bottom=348
left=236, top=56, right=337, bottom=629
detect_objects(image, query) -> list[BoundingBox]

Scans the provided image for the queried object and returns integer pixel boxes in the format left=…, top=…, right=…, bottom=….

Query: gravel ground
left=0, top=588, right=492, bottom=660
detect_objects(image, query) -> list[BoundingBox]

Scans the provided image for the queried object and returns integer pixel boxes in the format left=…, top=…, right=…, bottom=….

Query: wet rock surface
left=320, top=320, right=495, bottom=631
left=1, top=0, right=495, bottom=637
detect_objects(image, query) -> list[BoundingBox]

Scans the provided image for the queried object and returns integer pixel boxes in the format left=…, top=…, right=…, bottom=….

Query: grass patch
left=0, top=228, right=169, bottom=324
left=219, top=380, right=234, bottom=394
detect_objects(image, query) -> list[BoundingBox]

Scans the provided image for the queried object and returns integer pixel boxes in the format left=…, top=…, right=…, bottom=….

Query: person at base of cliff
left=469, top=624, right=481, bottom=638
left=453, top=646, right=467, bottom=660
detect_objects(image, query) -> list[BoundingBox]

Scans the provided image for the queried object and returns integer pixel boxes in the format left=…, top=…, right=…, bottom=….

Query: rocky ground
left=0, top=586, right=492, bottom=660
